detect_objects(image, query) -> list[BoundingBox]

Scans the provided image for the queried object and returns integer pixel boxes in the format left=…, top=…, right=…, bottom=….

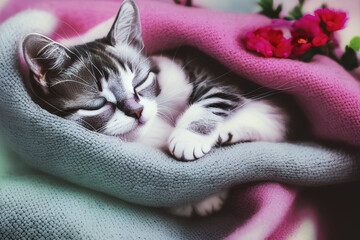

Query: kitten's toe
left=218, top=131, right=233, bottom=144
left=168, top=130, right=215, bottom=161
left=167, top=189, right=229, bottom=217
left=193, top=189, right=228, bottom=216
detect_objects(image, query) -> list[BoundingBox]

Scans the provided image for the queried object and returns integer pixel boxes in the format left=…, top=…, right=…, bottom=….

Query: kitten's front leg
left=167, top=104, right=230, bottom=217
left=167, top=90, right=238, bottom=216
left=168, top=103, right=222, bottom=161
left=217, top=100, right=288, bottom=145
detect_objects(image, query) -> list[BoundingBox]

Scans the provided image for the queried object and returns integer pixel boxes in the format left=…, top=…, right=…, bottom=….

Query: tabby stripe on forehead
left=203, top=92, right=240, bottom=102
left=100, top=52, right=125, bottom=75
left=85, top=47, right=125, bottom=76
left=101, top=78, right=117, bottom=104
left=119, top=65, right=136, bottom=94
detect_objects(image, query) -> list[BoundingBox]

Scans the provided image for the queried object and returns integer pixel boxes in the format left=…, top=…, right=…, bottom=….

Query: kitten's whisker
left=156, top=94, right=188, bottom=105
left=156, top=110, right=174, bottom=123
left=50, top=79, right=96, bottom=91
left=247, top=91, right=283, bottom=101
left=74, top=54, right=98, bottom=85
left=70, top=73, right=95, bottom=86
left=172, top=46, right=181, bottom=62
left=180, top=58, right=197, bottom=72
left=137, top=44, right=145, bottom=56
left=55, top=19, right=89, bottom=46
left=95, top=124, right=108, bottom=133
left=241, top=82, right=297, bottom=98
left=85, top=51, right=105, bottom=79
left=207, top=70, right=232, bottom=82
left=248, top=85, right=298, bottom=99
left=235, top=90, right=291, bottom=110
left=64, top=71, right=98, bottom=92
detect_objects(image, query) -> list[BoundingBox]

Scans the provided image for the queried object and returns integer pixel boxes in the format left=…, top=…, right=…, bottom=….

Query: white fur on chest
left=137, top=56, right=192, bottom=149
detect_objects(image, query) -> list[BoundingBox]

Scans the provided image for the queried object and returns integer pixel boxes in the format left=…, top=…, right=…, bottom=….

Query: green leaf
left=340, top=46, right=359, bottom=71
left=288, top=6, right=303, bottom=20
left=349, top=36, right=360, bottom=52
left=275, top=5, right=282, bottom=16
left=258, top=0, right=273, bottom=10
left=258, top=0, right=282, bottom=19
left=288, top=0, right=304, bottom=20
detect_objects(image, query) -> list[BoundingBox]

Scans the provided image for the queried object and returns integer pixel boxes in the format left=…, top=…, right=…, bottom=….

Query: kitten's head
left=23, top=0, right=160, bottom=141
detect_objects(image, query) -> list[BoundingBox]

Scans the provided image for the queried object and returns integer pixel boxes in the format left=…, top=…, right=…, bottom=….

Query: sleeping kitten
left=22, top=0, right=308, bottom=217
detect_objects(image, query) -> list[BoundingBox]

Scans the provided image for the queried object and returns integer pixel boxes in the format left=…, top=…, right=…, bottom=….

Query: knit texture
left=1, top=1, right=360, bottom=239
left=0, top=161, right=241, bottom=240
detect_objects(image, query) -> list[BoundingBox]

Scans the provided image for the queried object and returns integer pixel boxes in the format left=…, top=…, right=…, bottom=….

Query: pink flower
left=274, top=39, right=293, bottom=58
left=315, top=8, right=347, bottom=32
left=290, top=31, right=312, bottom=57
left=246, top=27, right=293, bottom=58
left=292, top=14, right=329, bottom=47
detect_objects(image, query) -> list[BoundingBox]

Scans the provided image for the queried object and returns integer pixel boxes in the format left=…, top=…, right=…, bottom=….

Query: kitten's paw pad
left=167, top=189, right=229, bottom=217
left=168, top=130, right=215, bottom=161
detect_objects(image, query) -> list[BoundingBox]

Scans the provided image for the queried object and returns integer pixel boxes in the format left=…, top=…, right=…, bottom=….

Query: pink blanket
left=1, top=0, right=359, bottom=239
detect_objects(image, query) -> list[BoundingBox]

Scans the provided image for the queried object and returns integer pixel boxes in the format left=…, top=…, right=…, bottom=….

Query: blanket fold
left=1, top=0, right=360, bottom=145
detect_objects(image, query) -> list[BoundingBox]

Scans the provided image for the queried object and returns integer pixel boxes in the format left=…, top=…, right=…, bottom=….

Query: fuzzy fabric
left=0, top=0, right=360, bottom=239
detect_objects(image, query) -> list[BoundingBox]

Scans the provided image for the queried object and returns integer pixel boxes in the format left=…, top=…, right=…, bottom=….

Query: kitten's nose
left=128, top=106, right=143, bottom=119
left=121, top=98, right=144, bottom=119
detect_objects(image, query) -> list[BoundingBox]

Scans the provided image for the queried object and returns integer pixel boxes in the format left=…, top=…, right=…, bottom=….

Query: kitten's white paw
left=167, top=189, right=229, bottom=217
left=168, top=129, right=216, bottom=161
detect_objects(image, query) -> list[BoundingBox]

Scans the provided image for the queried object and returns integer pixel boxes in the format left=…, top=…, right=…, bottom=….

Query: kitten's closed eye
left=80, top=97, right=107, bottom=111
left=77, top=102, right=114, bottom=117
left=135, top=72, right=156, bottom=95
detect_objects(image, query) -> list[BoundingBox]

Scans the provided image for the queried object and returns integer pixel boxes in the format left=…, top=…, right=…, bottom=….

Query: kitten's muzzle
left=119, top=98, right=144, bottom=120
left=127, top=106, right=143, bottom=120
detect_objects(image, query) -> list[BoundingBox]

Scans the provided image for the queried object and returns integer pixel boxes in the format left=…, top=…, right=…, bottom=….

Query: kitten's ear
left=22, top=33, right=71, bottom=87
left=107, top=0, right=144, bottom=50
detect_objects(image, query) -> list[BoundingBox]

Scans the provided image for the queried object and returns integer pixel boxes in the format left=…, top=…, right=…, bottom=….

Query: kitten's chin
left=104, top=102, right=158, bottom=142
left=114, top=121, right=150, bottom=142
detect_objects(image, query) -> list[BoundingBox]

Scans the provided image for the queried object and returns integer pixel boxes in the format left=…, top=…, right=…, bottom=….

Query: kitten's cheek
left=139, top=108, right=156, bottom=125
left=138, top=100, right=157, bottom=124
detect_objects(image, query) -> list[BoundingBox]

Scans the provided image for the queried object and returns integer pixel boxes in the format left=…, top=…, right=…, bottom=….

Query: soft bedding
left=0, top=0, right=360, bottom=239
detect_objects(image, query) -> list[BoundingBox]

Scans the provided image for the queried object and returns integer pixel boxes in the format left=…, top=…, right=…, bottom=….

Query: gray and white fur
left=22, top=0, right=309, bottom=217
